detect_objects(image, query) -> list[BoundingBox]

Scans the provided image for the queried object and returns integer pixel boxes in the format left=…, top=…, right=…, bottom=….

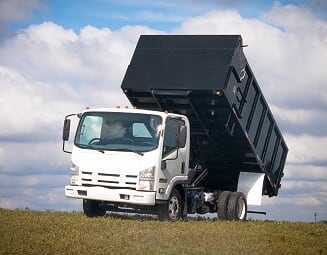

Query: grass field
left=0, top=208, right=326, bottom=255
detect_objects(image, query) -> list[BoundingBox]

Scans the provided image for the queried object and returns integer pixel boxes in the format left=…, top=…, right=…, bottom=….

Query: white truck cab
left=63, top=107, right=190, bottom=219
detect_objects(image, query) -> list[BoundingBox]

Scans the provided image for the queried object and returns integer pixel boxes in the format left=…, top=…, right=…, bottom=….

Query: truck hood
left=71, top=147, right=159, bottom=190
left=72, top=147, right=157, bottom=175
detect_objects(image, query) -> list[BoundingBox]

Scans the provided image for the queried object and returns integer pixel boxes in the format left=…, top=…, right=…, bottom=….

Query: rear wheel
left=227, top=192, right=247, bottom=221
left=158, top=189, right=182, bottom=221
left=83, top=199, right=106, bottom=217
left=217, top=191, right=231, bottom=220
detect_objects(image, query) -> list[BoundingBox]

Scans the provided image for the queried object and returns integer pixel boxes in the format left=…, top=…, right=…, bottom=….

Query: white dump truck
left=62, top=35, right=288, bottom=221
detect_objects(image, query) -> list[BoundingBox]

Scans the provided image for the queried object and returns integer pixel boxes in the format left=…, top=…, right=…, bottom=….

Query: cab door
left=160, top=118, right=188, bottom=195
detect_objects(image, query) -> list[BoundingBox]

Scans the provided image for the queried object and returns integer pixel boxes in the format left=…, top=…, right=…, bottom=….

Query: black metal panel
left=122, top=35, right=243, bottom=91
left=136, top=35, right=242, bottom=49
left=121, top=35, right=288, bottom=197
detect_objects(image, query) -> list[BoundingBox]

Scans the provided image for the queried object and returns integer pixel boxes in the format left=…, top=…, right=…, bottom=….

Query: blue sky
left=0, top=0, right=327, bottom=222
left=5, top=0, right=327, bottom=32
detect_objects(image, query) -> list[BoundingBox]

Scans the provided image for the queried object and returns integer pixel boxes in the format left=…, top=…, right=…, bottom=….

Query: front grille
left=98, top=173, right=119, bottom=177
left=81, top=171, right=138, bottom=190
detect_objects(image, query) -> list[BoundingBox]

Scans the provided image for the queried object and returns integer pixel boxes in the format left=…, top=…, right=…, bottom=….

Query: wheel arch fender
left=159, top=177, right=187, bottom=201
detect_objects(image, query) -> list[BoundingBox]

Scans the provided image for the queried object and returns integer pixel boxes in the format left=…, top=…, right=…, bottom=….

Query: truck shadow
left=104, top=211, right=158, bottom=221
left=103, top=211, right=220, bottom=222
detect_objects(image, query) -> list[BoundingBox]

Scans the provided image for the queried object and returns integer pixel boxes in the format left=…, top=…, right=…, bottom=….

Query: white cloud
left=0, top=0, right=45, bottom=22
left=0, top=198, right=33, bottom=210
left=0, top=67, right=80, bottom=138
left=262, top=2, right=327, bottom=37
left=0, top=22, right=162, bottom=139
left=270, top=105, right=316, bottom=125
left=0, top=174, right=67, bottom=188
left=1, top=22, right=85, bottom=83
left=284, top=134, right=327, bottom=164
left=284, top=164, right=327, bottom=181
left=260, top=4, right=327, bottom=106
left=172, top=7, right=327, bottom=110
left=281, top=180, right=327, bottom=194
left=260, top=191, right=327, bottom=221
left=0, top=21, right=160, bottom=89
left=0, top=21, right=163, bottom=214
left=0, top=187, right=81, bottom=210
left=0, top=142, right=70, bottom=175
left=264, top=195, right=323, bottom=206
left=0, top=0, right=47, bottom=41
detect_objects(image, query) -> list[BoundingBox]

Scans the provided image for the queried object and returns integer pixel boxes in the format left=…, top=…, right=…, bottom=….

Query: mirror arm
left=62, top=113, right=78, bottom=154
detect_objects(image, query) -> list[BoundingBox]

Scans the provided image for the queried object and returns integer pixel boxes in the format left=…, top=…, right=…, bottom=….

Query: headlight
left=138, top=166, right=155, bottom=191
left=70, top=162, right=79, bottom=175
left=70, top=162, right=80, bottom=185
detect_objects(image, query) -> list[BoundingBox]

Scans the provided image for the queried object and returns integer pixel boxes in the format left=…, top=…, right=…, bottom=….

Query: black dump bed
left=121, top=35, right=288, bottom=197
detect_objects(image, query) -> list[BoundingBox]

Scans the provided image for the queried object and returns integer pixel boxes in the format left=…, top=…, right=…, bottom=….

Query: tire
left=227, top=192, right=247, bottom=221
left=83, top=199, right=106, bottom=217
left=217, top=191, right=231, bottom=220
left=158, top=189, right=182, bottom=221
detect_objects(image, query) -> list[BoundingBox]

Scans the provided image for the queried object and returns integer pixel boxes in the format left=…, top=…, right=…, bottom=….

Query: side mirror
left=62, top=119, right=71, bottom=141
left=178, top=125, right=187, bottom=148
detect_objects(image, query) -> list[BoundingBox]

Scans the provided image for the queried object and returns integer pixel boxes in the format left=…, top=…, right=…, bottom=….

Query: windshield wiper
left=78, top=144, right=105, bottom=154
left=77, top=144, right=143, bottom=156
left=114, top=148, right=144, bottom=156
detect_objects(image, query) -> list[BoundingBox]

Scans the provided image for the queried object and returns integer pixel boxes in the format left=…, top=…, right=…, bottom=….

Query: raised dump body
left=121, top=35, right=288, bottom=197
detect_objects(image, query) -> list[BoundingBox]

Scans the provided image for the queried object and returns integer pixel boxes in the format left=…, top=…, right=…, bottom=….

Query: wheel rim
left=168, top=195, right=180, bottom=220
left=237, top=198, right=246, bottom=220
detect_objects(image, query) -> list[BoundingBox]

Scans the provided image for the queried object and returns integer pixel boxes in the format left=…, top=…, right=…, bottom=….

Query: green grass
left=0, top=208, right=326, bottom=255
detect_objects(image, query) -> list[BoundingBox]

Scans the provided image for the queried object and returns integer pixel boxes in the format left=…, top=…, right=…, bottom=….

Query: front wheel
left=157, top=189, right=182, bottom=221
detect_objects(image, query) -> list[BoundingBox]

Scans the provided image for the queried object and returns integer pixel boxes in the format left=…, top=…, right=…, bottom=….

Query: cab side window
left=163, top=118, right=185, bottom=157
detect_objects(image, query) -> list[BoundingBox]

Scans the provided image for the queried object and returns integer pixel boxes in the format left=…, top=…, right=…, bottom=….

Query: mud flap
left=237, top=172, right=265, bottom=206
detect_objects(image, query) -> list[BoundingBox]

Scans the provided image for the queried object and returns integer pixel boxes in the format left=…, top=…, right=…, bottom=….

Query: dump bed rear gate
left=122, top=35, right=288, bottom=197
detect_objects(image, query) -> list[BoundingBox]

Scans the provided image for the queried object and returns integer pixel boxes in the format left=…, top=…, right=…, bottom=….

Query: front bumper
left=65, top=185, right=156, bottom=205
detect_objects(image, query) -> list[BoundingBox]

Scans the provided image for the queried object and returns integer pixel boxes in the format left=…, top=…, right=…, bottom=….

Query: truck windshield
left=75, top=112, right=162, bottom=153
